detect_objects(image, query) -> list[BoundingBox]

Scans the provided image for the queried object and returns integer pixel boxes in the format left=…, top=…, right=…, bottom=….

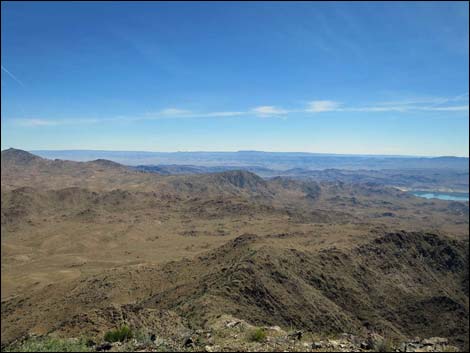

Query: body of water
left=411, top=191, right=469, bottom=201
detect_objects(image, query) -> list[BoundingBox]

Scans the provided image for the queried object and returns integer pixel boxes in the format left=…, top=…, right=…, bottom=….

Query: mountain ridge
left=23, top=149, right=469, bottom=170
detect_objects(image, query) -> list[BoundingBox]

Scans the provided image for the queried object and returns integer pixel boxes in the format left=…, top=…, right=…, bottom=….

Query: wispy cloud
left=9, top=93, right=468, bottom=127
left=13, top=109, right=247, bottom=126
left=142, top=108, right=247, bottom=120
left=1, top=65, right=24, bottom=87
left=202, top=111, right=246, bottom=117
left=306, top=100, right=341, bottom=112
left=305, top=93, right=469, bottom=113
left=376, top=97, right=452, bottom=107
left=419, top=105, right=469, bottom=111
left=344, top=105, right=411, bottom=112
left=15, top=118, right=101, bottom=127
left=251, top=106, right=288, bottom=116
left=374, top=93, right=469, bottom=108
left=16, top=119, right=58, bottom=127
left=159, top=108, right=192, bottom=116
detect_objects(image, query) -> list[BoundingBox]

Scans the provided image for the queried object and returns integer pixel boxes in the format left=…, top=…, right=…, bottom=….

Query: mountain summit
left=1, top=148, right=43, bottom=166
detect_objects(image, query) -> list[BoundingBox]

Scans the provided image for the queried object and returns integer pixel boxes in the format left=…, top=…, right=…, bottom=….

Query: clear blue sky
left=1, top=1, right=469, bottom=156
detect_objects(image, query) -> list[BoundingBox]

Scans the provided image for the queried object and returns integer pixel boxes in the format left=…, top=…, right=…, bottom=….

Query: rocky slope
left=2, top=232, right=468, bottom=350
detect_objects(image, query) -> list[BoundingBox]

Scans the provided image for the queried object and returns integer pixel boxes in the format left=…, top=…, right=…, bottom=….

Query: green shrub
left=247, top=328, right=267, bottom=342
left=3, top=337, right=91, bottom=352
left=104, top=325, right=133, bottom=343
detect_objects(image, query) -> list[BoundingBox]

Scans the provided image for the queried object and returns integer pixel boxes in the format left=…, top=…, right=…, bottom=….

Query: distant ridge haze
left=25, top=149, right=469, bottom=170
left=28, top=149, right=466, bottom=158
left=2, top=148, right=466, bottom=192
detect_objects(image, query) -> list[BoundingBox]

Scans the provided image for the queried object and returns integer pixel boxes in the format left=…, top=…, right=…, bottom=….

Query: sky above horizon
left=1, top=1, right=469, bottom=156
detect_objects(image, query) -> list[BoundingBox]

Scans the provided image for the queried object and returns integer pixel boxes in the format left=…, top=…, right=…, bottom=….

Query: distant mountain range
left=1, top=148, right=466, bottom=192
left=31, top=149, right=469, bottom=170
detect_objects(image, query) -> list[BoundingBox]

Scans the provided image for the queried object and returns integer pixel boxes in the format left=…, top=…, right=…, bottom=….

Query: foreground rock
left=3, top=314, right=462, bottom=352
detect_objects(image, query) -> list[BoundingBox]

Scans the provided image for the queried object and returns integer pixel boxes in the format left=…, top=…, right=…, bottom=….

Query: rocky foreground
left=5, top=315, right=460, bottom=352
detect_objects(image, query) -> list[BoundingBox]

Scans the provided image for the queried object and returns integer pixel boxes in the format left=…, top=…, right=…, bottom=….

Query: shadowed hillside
left=2, top=232, right=468, bottom=349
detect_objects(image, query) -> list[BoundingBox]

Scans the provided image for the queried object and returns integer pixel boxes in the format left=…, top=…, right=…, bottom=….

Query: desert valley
left=1, top=148, right=468, bottom=352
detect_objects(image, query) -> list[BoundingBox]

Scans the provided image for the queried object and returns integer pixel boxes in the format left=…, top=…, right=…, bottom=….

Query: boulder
left=267, top=325, right=282, bottom=333
left=312, top=341, right=323, bottom=349
left=366, top=332, right=384, bottom=349
left=328, top=339, right=341, bottom=348
left=226, top=320, right=241, bottom=328
left=421, top=337, right=448, bottom=346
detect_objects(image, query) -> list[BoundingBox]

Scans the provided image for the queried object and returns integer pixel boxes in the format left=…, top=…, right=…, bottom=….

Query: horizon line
left=4, top=147, right=467, bottom=159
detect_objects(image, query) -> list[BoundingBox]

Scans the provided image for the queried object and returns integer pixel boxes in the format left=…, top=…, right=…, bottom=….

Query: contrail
left=1, top=65, right=24, bottom=87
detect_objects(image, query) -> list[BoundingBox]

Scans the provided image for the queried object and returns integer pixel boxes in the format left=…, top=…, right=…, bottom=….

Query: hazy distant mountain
left=134, top=164, right=469, bottom=193
left=3, top=148, right=467, bottom=192
left=31, top=149, right=469, bottom=170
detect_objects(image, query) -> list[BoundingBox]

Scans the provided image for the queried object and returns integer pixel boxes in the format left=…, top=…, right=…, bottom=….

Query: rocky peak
left=1, top=148, right=43, bottom=165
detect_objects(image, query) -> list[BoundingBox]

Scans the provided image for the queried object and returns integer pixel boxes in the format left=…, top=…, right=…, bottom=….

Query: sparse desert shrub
left=3, top=337, right=91, bottom=352
left=132, top=329, right=156, bottom=346
left=374, top=338, right=393, bottom=352
left=247, top=328, right=267, bottom=342
left=104, top=325, right=133, bottom=343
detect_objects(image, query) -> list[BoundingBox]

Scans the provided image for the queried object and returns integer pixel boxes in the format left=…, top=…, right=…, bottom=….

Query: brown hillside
left=1, top=232, right=468, bottom=348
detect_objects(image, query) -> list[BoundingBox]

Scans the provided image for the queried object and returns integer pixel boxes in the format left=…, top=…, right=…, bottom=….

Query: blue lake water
left=411, top=191, right=469, bottom=201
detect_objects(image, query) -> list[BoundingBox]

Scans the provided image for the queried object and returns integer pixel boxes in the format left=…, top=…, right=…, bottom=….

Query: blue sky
left=1, top=1, right=469, bottom=156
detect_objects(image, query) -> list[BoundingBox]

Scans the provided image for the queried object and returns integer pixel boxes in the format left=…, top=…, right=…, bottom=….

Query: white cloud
left=16, top=119, right=58, bottom=127
left=343, top=104, right=469, bottom=113
left=144, top=108, right=247, bottom=119
left=376, top=97, right=451, bottom=107
left=344, top=106, right=407, bottom=112
left=203, top=111, right=246, bottom=117
left=251, top=106, right=288, bottom=116
left=373, top=93, right=468, bottom=110
left=14, top=118, right=101, bottom=127
left=419, top=105, right=469, bottom=111
left=304, top=95, right=468, bottom=114
left=9, top=94, right=468, bottom=128
left=306, top=100, right=341, bottom=112
left=143, top=109, right=246, bottom=119
left=159, top=108, right=192, bottom=116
